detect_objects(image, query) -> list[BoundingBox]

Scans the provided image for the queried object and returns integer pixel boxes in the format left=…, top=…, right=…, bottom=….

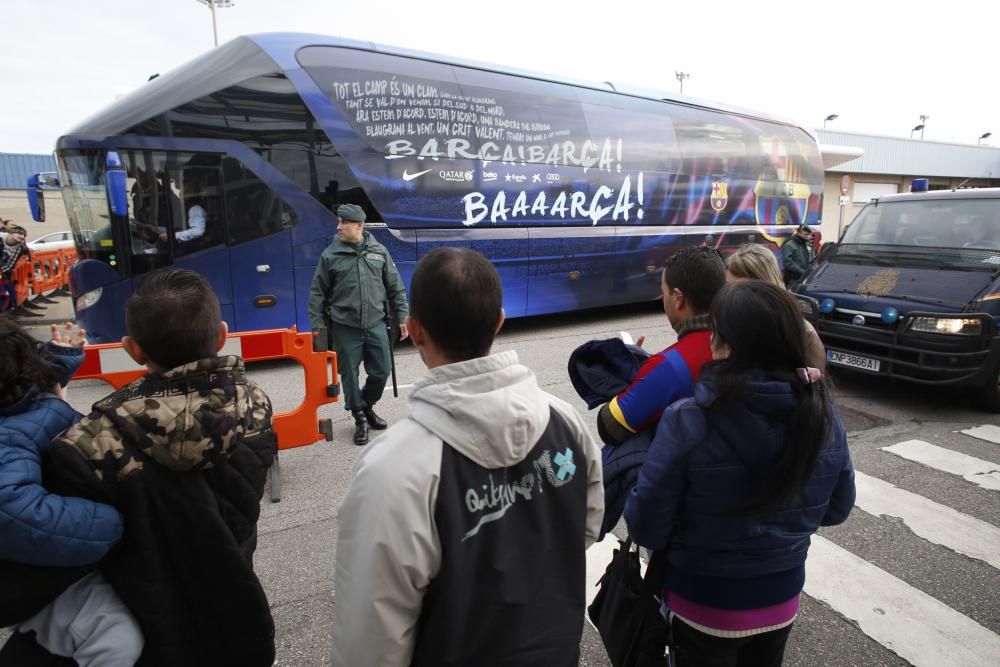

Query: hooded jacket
left=331, top=351, right=604, bottom=667
left=0, top=343, right=123, bottom=627
left=42, top=355, right=277, bottom=667
left=567, top=337, right=651, bottom=538
left=624, top=372, right=855, bottom=610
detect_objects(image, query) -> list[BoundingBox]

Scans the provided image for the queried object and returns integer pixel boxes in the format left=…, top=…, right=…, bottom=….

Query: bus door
left=123, top=151, right=236, bottom=328
left=221, top=156, right=298, bottom=331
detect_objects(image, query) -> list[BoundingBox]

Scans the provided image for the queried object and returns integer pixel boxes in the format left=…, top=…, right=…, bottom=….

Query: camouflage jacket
left=43, top=355, right=277, bottom=667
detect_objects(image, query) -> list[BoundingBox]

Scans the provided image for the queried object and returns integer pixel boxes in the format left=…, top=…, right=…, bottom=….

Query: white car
left=27, top=230, right=76, bottom=251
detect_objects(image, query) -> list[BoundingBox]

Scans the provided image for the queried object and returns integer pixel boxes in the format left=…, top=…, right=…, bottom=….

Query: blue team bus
left=794, top=185, right=1000, bottom=411
left=28, top=33, right=823, bottom=343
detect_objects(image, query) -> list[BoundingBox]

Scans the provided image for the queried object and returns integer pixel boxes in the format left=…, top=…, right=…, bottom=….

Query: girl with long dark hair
left=624, top=281, right=856, bottom=666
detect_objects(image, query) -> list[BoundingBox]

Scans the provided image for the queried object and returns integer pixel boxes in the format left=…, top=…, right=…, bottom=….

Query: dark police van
left=794, top=184, right=1000, bottom=411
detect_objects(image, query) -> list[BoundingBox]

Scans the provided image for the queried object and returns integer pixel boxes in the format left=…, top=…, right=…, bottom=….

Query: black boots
left=351, top=408, right=387, bottom=446
left=364, top=407, right=387, bottom=430
left=352, top=411, right=369, bottom=446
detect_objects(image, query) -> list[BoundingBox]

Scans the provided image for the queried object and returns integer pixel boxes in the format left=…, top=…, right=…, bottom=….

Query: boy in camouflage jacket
left=39, top=268, right=277, bottom=666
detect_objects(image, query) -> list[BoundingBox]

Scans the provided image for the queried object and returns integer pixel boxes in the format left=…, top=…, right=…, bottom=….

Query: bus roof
left=62, top=33, right=809, bottom=145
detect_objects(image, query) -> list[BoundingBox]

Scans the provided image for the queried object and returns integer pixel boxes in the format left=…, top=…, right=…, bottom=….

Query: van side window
left=222, top=157, right=297, bottom=245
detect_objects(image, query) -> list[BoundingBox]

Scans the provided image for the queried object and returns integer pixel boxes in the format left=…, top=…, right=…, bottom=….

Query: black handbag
left=587, top=536, right=669, bottom=667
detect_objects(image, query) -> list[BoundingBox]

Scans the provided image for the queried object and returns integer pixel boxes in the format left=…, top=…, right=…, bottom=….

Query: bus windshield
left=842, top=199, right=999, bottom=251
left=58, top=150, right=123, bottom=272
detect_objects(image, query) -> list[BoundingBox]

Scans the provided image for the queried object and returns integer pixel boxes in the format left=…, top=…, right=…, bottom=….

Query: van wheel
left=979, top=368, right=1000, bottom=413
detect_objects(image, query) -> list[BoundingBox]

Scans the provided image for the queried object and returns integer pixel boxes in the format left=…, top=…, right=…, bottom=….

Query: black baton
left=385, top=302, right=398, bottom=398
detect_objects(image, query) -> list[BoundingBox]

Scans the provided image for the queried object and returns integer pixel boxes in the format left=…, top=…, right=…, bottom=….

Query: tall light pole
left=675, top=71, right=690, bottom=94
left=824, top=114, right=838, bottom=129
left=979, top=132, right=992, bottom=145
left=918, top=114, right=929, bottom=139
left=195, top=0, right=234, bottom=47
left=910, top=124, right=925, bottom=139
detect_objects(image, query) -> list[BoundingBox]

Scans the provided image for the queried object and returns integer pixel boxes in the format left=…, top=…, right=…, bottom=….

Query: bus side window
left=123, top=151, right=172, bottom=273
left=174, top=160, right=224, bottom=257
left=222, top=157, right=297, bottom=245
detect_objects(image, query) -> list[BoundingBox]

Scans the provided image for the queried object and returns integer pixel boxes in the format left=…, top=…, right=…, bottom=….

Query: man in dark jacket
left=40, top=268, right=276, bottom=667
left=781, top=224, right=815, bottom=287
left=308, top=203, right=409, bottom=446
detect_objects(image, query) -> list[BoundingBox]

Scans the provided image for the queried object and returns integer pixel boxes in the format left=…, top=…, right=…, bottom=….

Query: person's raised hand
left=50, top=322, right=87, bottom=348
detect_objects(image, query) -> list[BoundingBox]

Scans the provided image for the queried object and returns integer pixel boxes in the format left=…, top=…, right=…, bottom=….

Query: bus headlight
left=909, top=317, right=982, bottom=336
left=75, top=287, right=103, bottom=312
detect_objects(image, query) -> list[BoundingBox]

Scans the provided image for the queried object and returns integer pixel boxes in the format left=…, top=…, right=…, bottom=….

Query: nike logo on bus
left=402, top=169, right=433, bottom=181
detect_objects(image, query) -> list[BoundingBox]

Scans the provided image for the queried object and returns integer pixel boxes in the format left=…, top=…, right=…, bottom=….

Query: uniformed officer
left=308, top=204, right=409, bottom=446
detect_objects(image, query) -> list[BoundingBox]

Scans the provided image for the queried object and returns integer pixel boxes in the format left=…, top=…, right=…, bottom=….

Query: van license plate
left=827, top=350, right=881, bottom=372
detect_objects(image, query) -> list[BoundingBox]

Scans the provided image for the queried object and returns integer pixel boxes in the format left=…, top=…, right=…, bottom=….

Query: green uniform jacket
left=781, top=234, right=815, bottom=283
left=308, top=231, right=409, bottom=331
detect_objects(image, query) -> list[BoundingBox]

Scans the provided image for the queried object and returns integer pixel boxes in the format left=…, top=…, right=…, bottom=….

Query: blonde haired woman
left=725, top=243, right=826, bottom=371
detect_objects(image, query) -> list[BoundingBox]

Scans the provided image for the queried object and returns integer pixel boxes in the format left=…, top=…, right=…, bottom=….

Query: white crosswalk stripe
left=882, top=439, right=1000, bottom=491
left=962, top=424, right=1000, bottom=445
left=804, top=536, right=1000, bottom=667
left=584, top=424, right=1000, bottom=666
left=854, top=471, right=1000, bottom=569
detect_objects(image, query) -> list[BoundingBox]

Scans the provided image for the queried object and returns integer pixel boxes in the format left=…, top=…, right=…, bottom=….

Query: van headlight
left=909, top=317, right=982, bottom=336
left=75, top=287, right=102, bottom=311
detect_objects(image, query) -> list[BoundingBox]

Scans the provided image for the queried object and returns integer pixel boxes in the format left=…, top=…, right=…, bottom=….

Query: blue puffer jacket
left=624, top=372, right=855, bottom=597
left=0, top=376, right=123, bottom=567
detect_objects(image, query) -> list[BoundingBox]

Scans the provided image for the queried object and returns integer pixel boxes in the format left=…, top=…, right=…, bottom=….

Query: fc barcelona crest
left=711, top=181, right=728, bottom=212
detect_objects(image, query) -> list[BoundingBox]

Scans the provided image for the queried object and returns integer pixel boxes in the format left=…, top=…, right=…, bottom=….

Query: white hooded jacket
left=331, top=350, right=603, bottom=667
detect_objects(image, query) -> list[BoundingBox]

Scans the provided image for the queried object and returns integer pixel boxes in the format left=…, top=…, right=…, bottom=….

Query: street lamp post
left=824, top=114, right=838, bottom=129
left=918, top=114, right=929, bottom=139
left=979, top=132, right=992, bottom=145
left=675, top=71, right=690, bottom=94
left=195, top=0, right=234, bottom=47
left=911, top=124, right=925, bottom=139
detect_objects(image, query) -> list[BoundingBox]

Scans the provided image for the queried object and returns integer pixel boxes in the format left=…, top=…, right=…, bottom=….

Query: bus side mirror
left=26, top=172, right=60, bottom=222
left=106, top=151, right=128, bottom=217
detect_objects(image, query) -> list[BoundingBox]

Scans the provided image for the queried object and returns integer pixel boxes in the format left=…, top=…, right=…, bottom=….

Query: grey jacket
left=331, top=351, right=604, bottom=667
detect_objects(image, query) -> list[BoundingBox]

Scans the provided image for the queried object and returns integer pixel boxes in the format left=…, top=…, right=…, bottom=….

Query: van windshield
left=841, top=199, right=999, bottom=251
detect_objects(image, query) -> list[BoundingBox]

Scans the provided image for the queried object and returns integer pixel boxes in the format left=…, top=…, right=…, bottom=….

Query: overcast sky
left=2, top=0, right=996, bottom=154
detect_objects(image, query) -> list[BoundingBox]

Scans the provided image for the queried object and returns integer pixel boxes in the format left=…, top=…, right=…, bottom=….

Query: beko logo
left=440, top=170, right=474, bottom=182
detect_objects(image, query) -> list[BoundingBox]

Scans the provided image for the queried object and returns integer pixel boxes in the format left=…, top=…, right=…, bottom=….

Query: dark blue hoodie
left=624, top=372, right=855, bottom=609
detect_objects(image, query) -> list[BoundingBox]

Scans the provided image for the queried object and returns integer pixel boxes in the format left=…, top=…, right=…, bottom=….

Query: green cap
left=336, top=204, right=366, bottom=222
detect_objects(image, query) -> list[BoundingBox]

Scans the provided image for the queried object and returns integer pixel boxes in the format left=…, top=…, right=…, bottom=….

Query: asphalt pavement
left=6, top=296, right=1000, bottom=666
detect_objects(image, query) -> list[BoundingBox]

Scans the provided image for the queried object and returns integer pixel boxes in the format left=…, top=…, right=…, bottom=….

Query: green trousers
left=329, top=321, right=392, bottom=413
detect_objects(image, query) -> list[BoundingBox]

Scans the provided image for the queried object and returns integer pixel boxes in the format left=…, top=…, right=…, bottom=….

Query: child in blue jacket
left=0, top=319, right=143, bottom=665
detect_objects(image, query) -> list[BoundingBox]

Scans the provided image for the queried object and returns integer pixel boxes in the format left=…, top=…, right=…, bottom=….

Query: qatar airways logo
left=439, top=169, right=474, bottom=183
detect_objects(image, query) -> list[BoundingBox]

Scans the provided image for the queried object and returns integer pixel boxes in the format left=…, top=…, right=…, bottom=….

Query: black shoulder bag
left=587, top=536, right=669, bottom=667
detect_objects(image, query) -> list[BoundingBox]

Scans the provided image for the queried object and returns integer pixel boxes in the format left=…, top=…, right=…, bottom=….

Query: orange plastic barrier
left=58, top=247, right=78, bottom=287
left=72, top=328, right=339, bottom=451
left=29, top=247, right=76, bottom=295
left=10, top=256, right=32, bottom=307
